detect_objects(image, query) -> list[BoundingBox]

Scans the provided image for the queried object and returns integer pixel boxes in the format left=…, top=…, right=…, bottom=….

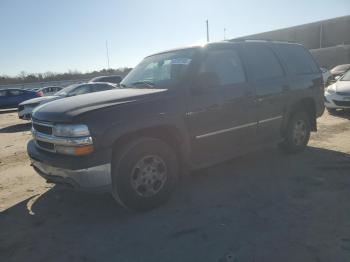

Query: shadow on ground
left=0, top=123, right=31, bottom=133
left=330, top=109, right=350, bottom=120
left=1, top=146, right=350, bottom=262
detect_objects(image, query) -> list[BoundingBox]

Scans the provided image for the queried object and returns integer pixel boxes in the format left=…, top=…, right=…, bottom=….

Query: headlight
left=326, top=86, right=336, bottom=94
left=53, top=124, right=90, bottom=137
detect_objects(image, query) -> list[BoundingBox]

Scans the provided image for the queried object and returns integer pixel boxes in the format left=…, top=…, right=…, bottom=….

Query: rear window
left=275, top=44, right=319, bottom=75
left=241, top=45, right=284, bottom=81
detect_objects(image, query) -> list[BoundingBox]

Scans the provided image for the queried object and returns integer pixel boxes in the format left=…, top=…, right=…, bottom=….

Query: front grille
left=336, top=92, right=350, bottom=96
left=18, top=105, right=24, bottom=111
left=333, top=100, right=350, bottom=107
left=36, top=140, right=55, bottom=151
left=33, top=123, right=53, bottom=135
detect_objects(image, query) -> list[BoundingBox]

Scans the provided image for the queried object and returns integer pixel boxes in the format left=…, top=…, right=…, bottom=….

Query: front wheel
left=111, top=138, right=178, bottom=212
left=280, top=111, right=311, bottom=154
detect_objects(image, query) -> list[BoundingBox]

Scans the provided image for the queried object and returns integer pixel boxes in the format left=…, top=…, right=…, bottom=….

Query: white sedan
left=324, top=70, right=350, bottom=113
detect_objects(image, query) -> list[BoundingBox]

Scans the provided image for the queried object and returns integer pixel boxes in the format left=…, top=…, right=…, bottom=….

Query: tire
left=327, top=108, right=337, bottom=115
left=111, top=138, right=178, bottom=212
left=280, top=111, right=311, bottom=154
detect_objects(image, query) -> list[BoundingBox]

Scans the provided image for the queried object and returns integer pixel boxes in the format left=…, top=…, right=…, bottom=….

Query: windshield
left=120, top=49, right=195, bottom=88
left=54, top=84, right=80, bottom=96
left=340, top=70, right=350, bottom=81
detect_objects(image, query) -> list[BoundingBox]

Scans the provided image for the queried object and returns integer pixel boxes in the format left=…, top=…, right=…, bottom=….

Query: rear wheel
left=280, top=111, right=311, bottom=154
left=111, top=138, right=178, bottom=212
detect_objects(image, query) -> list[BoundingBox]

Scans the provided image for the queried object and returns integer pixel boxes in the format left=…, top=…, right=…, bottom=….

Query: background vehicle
left=28, top=41, right=324, bottom=211
left=18, top=82, right=116, bottom=120
left=38, top=86, right=63, bottom=96
left=324, top=69, right=350, bottom=113
left=320, top=67, right=331, bottom=86
left=0, top=88, right=42, bottom=109
left=328, top=64, right=350, bottom=84
left=89, top=75, right=122, bottom=84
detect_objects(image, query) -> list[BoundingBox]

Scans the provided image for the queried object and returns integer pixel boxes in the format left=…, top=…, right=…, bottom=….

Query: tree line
left=0, top=68, right=132, bottom=85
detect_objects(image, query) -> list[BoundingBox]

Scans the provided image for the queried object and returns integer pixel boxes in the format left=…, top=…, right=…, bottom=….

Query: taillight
left=36, top=91, right=43, bottom=97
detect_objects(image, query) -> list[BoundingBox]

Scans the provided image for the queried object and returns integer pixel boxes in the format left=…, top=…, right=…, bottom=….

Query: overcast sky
left=1, top=0, right=349, bottom=76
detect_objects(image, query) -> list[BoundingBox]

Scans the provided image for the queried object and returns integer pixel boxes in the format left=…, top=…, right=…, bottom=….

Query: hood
left=333, top=81, right=350, bottom=93
left=32, top=88, right=167, bottom=122
left=20, top=95, right=60, bottom=106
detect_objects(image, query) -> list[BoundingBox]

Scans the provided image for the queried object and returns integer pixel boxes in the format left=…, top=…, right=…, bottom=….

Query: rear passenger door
left=240, top=44, right=289, bottom=143
left=188, top=48, right=257, bottom=163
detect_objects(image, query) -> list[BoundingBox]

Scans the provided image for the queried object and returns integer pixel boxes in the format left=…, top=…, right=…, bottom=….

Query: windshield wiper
left=130, top=81, right=156, bottom=88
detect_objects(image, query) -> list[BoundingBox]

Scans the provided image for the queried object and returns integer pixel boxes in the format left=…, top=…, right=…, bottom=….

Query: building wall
left=232, top=15, right=350, bottom=49
left=231, top=15, right=350, bottom=68
left=311, top=44, right=350, bottom=69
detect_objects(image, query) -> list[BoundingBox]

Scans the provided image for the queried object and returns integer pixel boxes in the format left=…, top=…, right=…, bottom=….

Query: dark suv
left=28, top=41, right=324, bottom=211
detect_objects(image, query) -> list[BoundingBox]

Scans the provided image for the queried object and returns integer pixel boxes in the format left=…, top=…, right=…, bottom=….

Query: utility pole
left=105, top=40, right=110, bottom=69
left=206, top=20, right=210, bottom=43
left=319, top=23, right=323, bottom=49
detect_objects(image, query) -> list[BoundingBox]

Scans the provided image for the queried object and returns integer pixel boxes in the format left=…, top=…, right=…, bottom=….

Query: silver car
left=324, top=69, right=350, bottom=113
left=18, top=82, right=116, bottom=120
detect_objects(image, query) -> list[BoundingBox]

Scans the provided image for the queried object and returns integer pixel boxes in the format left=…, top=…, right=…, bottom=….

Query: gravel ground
left=0, top=109, right=350, bottom=262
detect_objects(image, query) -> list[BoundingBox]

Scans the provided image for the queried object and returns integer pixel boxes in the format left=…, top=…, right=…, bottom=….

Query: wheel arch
left=283, top=97, right=317, bottom=135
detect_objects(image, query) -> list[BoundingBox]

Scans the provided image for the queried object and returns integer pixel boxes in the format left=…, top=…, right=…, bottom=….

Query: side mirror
left=193, top=72, right=220, bottom=93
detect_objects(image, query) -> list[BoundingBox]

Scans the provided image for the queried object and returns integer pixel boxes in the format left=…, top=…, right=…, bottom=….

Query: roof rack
left=228, top=39, right=300, bottom=45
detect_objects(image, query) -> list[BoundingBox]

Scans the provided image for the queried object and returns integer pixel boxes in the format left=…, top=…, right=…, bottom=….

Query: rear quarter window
left=275, top=44, right=320, bottom=75
left=240, top=45, right=284, bottom=81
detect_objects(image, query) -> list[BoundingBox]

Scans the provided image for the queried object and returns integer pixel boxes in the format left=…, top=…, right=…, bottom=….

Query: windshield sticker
left=171, top=58, right=192, bottom=65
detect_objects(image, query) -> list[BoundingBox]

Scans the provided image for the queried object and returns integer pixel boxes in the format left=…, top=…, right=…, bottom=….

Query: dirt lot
left=1, top=109, right=350, bottom=262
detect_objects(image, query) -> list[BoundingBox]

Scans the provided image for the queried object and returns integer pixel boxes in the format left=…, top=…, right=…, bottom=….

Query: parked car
left=38, top=86, right=63, bottom=96
left=324, top=69, right=350, bottom=113
left=18, top=82, right=116, bottom=120
left=89, top=75, right=123, bottom=84
left=28, top=41, right=324, bottom=211
left=328, top=64, right=350, bottom=84
left=320, top=67, right=331, bottom=86
left=0, top=88, right=42, bottom=109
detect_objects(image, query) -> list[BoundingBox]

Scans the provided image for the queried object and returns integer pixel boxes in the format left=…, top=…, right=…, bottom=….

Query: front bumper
left=324, top=92, right=350, bottom=109
left=31, top=159, right=111, bottom=191
left=27, top=139, right=112, bottom=191
left=18, top=106, right=34, bottom=120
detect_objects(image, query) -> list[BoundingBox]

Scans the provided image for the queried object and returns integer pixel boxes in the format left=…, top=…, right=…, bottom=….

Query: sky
left=0, top=0, right=349, bottom=76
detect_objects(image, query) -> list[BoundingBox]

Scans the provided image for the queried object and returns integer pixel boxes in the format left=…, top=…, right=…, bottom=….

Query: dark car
left=18, top=82, right=116, bottom=120
left=0, top=88, right=42, bottom=109
left=28, top=41, right=324, bottom=211
left=89, top=75, right=122, bottom=84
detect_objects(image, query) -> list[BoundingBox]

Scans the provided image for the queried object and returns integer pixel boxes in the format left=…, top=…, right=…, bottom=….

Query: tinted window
left=0, top=90, right=8, bottom=97
left=68, top=85, right=92, bottom=96
left=91, top=84, right=114, bottom=92
left=242, top=45, right=284, bottom=80
left=276, top=44, right=319, bottom=75
left=200, top=49, right=246, bottom=85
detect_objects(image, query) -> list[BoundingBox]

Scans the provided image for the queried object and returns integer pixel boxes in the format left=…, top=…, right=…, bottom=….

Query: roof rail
left=228, top=39, right=300, bottom=44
